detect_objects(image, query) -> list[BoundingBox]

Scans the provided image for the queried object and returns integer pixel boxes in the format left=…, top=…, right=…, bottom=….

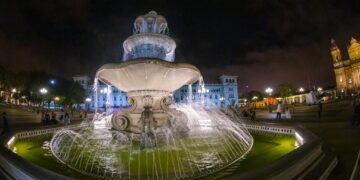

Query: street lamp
left=252, top=96, right=258, bottom=100
left=50, top=79, right=56, bottom=85
left=219, top=97, right=225, bottom=108
left=12, top=88, right=16, bottom=93
left=40, top=88, right=48, bottom=94
left=265, top=87, right=273, bottom=96
left=85, top=97, right=91, bottom=111
left=317, top=87, right=322, bottom=92
left=299, top=87, right=304, bottom=93
left=54, top=96, right=60, bottom=110
left=39, top=88, right=48, bottom=108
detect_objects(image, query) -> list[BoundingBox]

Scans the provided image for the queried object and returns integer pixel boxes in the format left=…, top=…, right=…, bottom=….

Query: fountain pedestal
left=111, top=90, right=189, bottom=134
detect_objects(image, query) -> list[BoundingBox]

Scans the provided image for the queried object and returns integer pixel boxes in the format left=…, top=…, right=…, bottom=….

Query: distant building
left=331, top=38, right=360, bottom=94
left=73, top=75, right=91, bottom=89
left=74, top=75, right=239, bottom=111
left=174, top=75, right=238, bottom=108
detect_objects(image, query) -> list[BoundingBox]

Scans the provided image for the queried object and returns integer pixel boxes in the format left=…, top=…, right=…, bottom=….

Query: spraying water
left=93, top=78, right=99, bottom=113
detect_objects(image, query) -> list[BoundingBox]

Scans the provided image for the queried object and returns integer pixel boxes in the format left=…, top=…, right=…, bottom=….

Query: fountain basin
left=96, top=59, right=201, bottom=93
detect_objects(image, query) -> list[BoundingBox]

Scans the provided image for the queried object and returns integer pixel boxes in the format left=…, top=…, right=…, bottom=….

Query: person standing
left=317, top=101, right=323, bottom=118
left=352, top=100, right=360, bottom=126
left=1, top=112, right=9, bottom=135
left=64, top=112, right=70, bottom=125
left=285, top=107, right=292, bottom=119
left=276, top=103, right=282, bottom=119
left=250, top=108, right=256, bottom=121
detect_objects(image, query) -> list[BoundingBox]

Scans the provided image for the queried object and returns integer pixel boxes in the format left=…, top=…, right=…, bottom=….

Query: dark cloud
left=0, top=0, right=359, bottom=92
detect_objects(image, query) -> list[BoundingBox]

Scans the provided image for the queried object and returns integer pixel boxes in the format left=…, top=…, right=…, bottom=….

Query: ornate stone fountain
left=50, top=11, right=253, bottom=179
left=96, top=11, right=201, bottom=135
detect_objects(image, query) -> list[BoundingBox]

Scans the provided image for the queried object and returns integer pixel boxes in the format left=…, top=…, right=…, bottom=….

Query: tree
left=278, top=83, right=294, bottom=98
left=245, top=90, right=264, bottom=101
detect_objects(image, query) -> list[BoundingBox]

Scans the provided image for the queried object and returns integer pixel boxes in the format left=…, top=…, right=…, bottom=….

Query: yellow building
left=331, top=37, right=360, bottom=93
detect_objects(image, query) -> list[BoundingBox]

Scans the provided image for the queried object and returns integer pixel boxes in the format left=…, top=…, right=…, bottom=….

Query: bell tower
left=347, top=37, right=360, bottom=60
left=330, top=39, right=342, bottom=62
left=331, top=39, right=347, bottom=93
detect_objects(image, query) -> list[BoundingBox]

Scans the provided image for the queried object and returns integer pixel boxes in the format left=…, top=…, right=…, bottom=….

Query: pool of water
left=11, top=131, right=296, bottom=179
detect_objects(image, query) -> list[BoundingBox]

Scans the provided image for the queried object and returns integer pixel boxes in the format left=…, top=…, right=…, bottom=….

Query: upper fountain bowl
left=96, top=59, right=201, bottom=93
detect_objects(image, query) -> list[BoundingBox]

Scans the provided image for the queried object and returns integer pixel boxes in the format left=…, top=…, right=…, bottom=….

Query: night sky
left=1, top=0, right=360, bottom=93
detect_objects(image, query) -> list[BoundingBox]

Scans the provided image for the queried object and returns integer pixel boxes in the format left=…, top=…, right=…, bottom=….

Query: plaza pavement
left=252, top=100, right=360, bottom=180
left=0, top=104, right=86, bottom=131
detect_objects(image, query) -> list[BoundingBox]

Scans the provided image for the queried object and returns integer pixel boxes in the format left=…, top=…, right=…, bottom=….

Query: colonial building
left=331, top=37, right=360, bottom=93
left=74, top=75, right=239, bottom=111
left=173, top=75, right=238, bottom=108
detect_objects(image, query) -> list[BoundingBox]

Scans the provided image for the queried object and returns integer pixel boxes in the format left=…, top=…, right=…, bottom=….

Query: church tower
left=347, top=37, right=360, bottom=60
left=330, top=39, right=342, bottom=62
left=331, top=39, right=347, bottom=92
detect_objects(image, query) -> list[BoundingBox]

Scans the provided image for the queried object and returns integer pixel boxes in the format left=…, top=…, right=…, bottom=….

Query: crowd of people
left=39, top=110, right=72, bottom=125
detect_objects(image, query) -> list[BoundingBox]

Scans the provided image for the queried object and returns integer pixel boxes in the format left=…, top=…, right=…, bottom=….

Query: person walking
left=1, top=112, right=9, bottom=135
left=317, top=101, right=323, bottom=118
left=250, top=108, right=256, bottom=121
left=285, top=107, right=292, bottom=119
left=64, top=112, right=70, bottom=125
left=276, top=103, right=282, bottom=119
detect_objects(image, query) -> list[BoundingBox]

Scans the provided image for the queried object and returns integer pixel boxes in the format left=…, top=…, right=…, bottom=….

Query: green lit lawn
left=204, top=132, right=296, bottom=179
left=12, top=135, right=96, bottom=180
left=12, top=132, right=296, bottom=179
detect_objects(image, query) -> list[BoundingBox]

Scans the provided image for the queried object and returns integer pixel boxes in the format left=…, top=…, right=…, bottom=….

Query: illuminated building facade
left=74, top=75, right=238, bottom=111
left=331, top=37, right=360, bottom=93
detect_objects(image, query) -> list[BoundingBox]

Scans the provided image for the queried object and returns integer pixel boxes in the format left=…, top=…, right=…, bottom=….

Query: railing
left=351, top=148, right=360, bottom=180
left=0, top=124, right=82, bottom=180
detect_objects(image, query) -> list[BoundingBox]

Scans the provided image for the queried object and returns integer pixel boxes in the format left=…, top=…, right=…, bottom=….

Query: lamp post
left=219, top=97, right=225, bottom=108
left=85, top=97, right=91, bottom=111
left=299, top=87, right=304, bottom=93
left=265, top=87, right=273, bottom=112
left=39, top=88, right=48, bottom=108
left=265, top=87, right=273, bottom=97
left=54, top=96, right=60, bottom=110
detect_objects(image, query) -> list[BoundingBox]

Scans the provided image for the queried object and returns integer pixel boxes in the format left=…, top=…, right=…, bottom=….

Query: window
left=215, top=95, right=218, bottom=99
left=229, top=88, right=233, bottom=91
left=114, top=97, right=117, bottom=101
left=210, top=95, right=212, bottom=99
left=229, top=94, right=234, bottom=98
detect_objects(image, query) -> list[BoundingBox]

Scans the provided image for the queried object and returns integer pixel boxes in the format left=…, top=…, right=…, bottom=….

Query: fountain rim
left=123, top=33, right=176, bottom=53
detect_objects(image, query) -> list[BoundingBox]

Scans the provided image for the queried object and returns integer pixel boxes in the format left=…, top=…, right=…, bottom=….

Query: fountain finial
left=133, top=10, right=169, bottom=34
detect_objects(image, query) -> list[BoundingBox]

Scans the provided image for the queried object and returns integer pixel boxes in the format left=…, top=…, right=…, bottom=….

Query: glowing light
left=54, top=97, right=60, bottom=101
left=7, top=136, right=15, bottom=147
left=317, top=87, right=322, bottom=92
left=265, top=87, right=273, bottom=96
left=299, top=87, right=304, bottom=93
left=295, top=132, right=304, bottom=145
left=50, top=80, right=56, bottom=84
left=85, top=97, right=92, bottom=102
left=40, top=88, right=48, bottom=94
left=252, top=96, right=258, bottom=100
left=12, top=88, right=16, bottom=93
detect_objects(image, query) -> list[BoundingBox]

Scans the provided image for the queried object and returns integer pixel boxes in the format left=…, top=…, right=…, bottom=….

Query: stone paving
left=0, top=104, right=85, bottom=130
left=252, top=100, right=360, bottom=179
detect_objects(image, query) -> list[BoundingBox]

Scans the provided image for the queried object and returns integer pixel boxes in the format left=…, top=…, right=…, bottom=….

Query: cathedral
left=331, top=37, right=360, bottom=93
